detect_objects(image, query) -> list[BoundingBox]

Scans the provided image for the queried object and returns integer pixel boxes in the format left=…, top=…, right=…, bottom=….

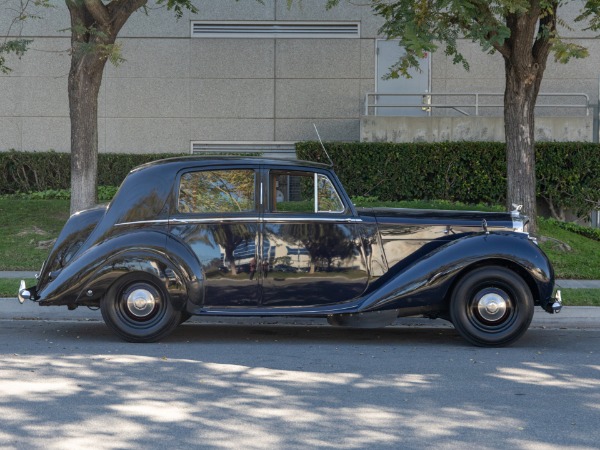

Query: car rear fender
left=358, top=232, right=553, bottom=313
left=37, top=230, right=204, bottom=310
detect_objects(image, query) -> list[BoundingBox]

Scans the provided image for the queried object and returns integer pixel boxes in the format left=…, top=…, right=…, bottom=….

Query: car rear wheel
left=101, top=274, right=181, bottom=343
left=450, top=266, right=534, bottom=347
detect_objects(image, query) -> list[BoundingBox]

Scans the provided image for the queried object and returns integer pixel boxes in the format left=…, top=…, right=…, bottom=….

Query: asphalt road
left=1, top=303, right=599, bottom=449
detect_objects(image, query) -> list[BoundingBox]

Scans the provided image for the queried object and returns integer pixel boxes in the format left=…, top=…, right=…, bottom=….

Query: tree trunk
left=503, top=61, right=540, bottom=233
left=500, top=4, right=555, bottom=235
left=68, top=53, right=106, bottom=213
left=65, top=0, right=148, bottom=214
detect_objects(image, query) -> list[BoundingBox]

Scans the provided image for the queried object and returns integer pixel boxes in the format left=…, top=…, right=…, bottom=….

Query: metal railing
left=364, top=92, right=591, bottom=116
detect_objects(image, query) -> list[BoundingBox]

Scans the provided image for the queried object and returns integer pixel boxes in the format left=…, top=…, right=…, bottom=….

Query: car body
left=18, top=157, right=562, bottom=345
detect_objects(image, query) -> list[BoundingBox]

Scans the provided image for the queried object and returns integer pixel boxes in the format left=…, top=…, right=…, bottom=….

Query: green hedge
left=0, top=151, right=185, bottom=194
left=3, top=143, right=600, bottom=218
left=297, top=141, right=506, bottom=204
left=296, top=141, right=600, bottom=217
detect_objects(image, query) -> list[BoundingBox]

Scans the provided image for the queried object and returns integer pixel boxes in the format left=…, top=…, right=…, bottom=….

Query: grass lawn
left=538, top=219, right=600, bottom=280
left=0, top=278, right=34, bottom=298
left=0, top=199, right=70, bottom=271
left=560, top=289, right=600, bottom=307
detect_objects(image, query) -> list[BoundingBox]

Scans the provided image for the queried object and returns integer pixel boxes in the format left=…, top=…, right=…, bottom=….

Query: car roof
left=132, top=155, right=332, bottom=173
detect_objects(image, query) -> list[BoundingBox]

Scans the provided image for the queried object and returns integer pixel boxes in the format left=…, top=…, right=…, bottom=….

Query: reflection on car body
left=18, top=156, right=562, bottom=346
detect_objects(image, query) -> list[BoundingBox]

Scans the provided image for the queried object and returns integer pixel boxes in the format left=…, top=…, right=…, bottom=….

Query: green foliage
left=15, top=189, right=71, bottom=200
left=541, top=218, right=600, bottom=242
left=97, top=185, right=119, bottom=201
left=2, top=186, right=118, bottom=201
left=157, top=0, right=199, bottom=19
left=296, top=141, right=600, bottom=217
left=4, top=142, right=600, bottom=219
left=0, top=151, right=71, bottom=193
left=319, top=1, right=598, bottom=77
left=0, top=151, right=186, bottom=194
left=0, top=151, right=266, bottom=195
left=297, top=141, right=507, bottom=205
left=536, top=142, right=600, bottom=218
left=0, top=39, right=32, bottom=74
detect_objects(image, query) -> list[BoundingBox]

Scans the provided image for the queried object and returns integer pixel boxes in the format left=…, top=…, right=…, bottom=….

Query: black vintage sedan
left=18, top=157, right=562, bottom=346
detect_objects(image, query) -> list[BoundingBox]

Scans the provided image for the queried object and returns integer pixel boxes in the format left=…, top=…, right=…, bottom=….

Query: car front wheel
left=450, top=266, right=534, bottom=347
left=101, top=274, right=181, bottom=343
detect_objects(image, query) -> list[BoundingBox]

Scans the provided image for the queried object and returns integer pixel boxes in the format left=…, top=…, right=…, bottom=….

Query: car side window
left=270, top=171, right=344, bottom=213
left=316, top=174, right=344, bottom=212
left=178, top=169, right=255, bottom=213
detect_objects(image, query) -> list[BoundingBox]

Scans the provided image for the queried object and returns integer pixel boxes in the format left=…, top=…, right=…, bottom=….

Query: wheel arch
left=443, top=258, right=542, bottom=309
left=75, top=247, right=203, bottom=312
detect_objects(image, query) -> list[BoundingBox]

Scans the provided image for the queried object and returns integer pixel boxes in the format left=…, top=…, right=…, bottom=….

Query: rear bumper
left=17, top=280, right=37, bottom=304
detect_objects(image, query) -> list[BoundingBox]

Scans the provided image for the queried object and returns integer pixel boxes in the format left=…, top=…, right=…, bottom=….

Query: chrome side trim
left=170, top=217, right=260, bottom=224
left=115, top=219, right=170, bottom=227
left=116, top=216, right=364, bottom=227
left=263, top=217, right=363, bottom=223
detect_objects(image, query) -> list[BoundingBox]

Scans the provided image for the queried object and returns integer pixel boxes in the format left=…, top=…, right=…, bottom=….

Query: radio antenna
left=313, top=123, right=334, bottom=167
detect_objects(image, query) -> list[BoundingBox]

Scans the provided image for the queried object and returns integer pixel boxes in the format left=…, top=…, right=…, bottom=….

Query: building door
left=375, top=40, right=430, bottom=116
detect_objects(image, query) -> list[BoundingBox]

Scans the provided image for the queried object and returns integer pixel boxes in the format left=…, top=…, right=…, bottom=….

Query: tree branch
left=83, top=0, right=111, bottom=29
left=468, top=1, right=511, bottom=59
left=107, top=0, right=148, bottom=37
left=532, top=2, right=557, bottom=66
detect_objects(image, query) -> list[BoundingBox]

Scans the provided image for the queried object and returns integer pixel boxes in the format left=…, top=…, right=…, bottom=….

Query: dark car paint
left=28, top=157, right=556, bottom=325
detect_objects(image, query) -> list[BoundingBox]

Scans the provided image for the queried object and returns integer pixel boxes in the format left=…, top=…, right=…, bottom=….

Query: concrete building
left=0, top=0, right=598, bottom=154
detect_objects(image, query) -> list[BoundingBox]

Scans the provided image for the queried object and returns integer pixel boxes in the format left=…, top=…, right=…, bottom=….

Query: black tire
left=450, top=266, right=534, bottom=347
left=101, top=274, right=182, bottom=343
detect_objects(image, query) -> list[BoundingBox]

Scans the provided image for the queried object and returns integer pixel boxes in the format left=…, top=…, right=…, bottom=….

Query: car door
left=260, top=167, right=369, bottom=307
left=168, top=165, right=260, bottom=308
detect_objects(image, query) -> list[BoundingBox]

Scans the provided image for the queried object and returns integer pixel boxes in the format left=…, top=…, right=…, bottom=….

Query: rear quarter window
left=178, top=169, right=256, bottom=213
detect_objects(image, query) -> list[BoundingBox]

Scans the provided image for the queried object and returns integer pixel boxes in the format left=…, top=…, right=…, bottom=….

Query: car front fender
left=358, top=232, right=554, bottom=314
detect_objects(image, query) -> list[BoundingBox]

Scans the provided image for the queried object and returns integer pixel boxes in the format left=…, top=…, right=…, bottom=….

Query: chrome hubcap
left=126, top=288, right=157, bottom=318
left=477, top=292, right=508, bottom=322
